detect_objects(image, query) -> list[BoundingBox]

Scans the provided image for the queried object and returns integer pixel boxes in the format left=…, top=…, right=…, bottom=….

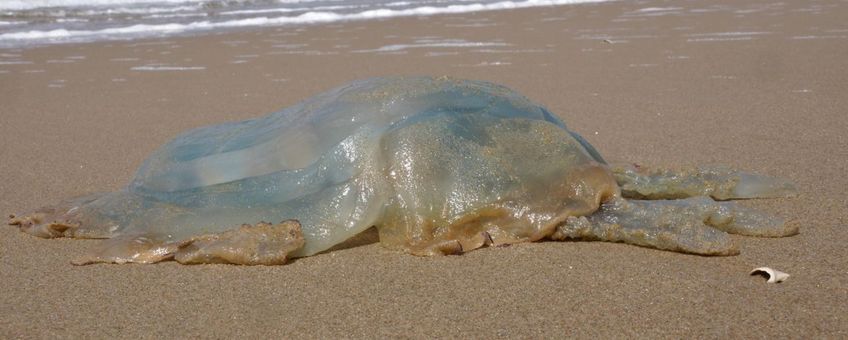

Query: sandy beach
left=2, top=0, right=847, bottom=337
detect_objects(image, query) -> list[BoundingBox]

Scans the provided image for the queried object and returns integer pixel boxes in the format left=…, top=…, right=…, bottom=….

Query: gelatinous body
left=8, top=76, right=798, bottom=265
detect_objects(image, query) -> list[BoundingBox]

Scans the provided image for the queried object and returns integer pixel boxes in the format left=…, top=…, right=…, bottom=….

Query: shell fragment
left=750, top=267, right=790, bottom=283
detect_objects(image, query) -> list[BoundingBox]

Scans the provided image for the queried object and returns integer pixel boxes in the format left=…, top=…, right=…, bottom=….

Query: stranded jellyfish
left=9, top=76, right=798, bottom=265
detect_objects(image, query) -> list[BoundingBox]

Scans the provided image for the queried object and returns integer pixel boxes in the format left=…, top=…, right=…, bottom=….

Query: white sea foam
left=686, top=31, right=772, bottom=37
left=791, top=35, right=847, bottom=40
left=267, top=49, right=338, bottom=55
left=220, top=5, right=356, bottom=16
left=687, top=37, right=754, bottom=42
left=636, top=7, right=682, bottom=12
left=356, top=39, right=510, bottom=53
left=0, top=0, right=611, bottom=47
left=473, top=48, right=551, bottom=53
left=86, top=5, right=201, bottom=15
left=622, top=6, right=683, bottom=17
left=56, top=19, right=90, bottom=23
left=131, top=64, right=205, bottom=71
left=0, top=0, right=207, bottom=10
left=471, top=61, right=511, bottom=66
left=144, top=12, right=208, bottom=19
left=219, top=7, right=300, bottom=16
left=684, top=31, right=771, bottom=43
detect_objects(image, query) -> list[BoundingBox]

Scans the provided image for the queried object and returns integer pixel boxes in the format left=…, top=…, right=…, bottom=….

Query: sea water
left=0, top=0, right=607, bottom=48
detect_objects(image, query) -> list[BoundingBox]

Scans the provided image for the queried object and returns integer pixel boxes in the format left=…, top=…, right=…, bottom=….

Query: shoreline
left=0, top=0, right=613, bottom=50
left=2, top=0, right=847, bottom=337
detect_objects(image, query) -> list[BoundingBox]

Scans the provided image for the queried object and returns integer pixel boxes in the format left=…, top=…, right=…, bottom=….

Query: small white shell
left=750, top=267, right=790, bottom=283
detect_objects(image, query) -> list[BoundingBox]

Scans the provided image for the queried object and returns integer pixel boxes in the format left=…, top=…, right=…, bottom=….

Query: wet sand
left=1, top=0, right=846, bottom=337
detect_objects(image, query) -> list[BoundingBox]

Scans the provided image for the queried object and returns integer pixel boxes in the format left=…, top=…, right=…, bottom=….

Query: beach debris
left=750, top=267, right=790, bottom=283
left=7, top=76, right=799, bottom=265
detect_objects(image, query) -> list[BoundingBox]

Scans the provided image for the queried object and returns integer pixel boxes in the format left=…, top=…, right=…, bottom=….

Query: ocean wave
left=219, top=5, right=359, bottom=16
left=0, top=0, right=207, bottom=11
left=0, top=5, right=203, bottom=21
left=0, top=0, right=610, bottom=46
left=1, top=0, right=340, bottom=10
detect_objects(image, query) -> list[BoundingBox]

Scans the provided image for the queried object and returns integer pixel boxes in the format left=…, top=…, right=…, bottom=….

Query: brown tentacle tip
left=73, top=220, right=306, bottom=266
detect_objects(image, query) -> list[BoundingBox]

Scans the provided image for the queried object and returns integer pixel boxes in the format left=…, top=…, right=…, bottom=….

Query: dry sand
left=1, top=0, right=846, bottom=337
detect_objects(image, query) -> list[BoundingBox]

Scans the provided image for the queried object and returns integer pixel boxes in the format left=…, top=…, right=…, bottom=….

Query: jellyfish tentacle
left=697, top=198, right=799, bottom=237
left=552, top=196, right=797, bottom=255
left=8, top=193, right=125, bottom=239
left=552, top=197, right=738, bottom=255
left=72, top=220, right=305, bottom=265
left=611, top=164, right=797, bottom=200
